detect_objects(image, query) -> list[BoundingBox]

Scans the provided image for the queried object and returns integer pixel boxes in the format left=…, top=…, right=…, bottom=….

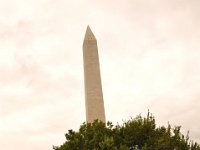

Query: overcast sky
left=0, top=0, right=200, bottom=149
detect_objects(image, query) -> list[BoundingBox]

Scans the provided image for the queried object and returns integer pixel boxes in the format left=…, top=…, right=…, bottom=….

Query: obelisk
left=83, top=26, right=106, bottom=123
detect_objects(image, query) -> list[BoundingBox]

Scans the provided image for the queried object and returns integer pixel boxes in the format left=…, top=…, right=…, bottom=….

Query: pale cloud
left=0, top=0, right=200, bottom=150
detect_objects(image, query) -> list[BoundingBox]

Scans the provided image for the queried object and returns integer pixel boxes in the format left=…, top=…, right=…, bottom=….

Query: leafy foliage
left=53, top=112, right=200, bottom=150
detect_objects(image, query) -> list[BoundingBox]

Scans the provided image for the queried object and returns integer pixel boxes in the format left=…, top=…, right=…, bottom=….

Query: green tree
left=53, top=113, right=200, bottom=150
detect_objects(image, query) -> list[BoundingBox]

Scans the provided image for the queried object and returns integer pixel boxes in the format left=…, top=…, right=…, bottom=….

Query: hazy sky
left=0, top=0, right=200, bottom=149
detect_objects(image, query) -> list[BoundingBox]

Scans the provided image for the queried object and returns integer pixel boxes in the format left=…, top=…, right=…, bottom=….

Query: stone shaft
left=83, top=26, right=106, bottom=123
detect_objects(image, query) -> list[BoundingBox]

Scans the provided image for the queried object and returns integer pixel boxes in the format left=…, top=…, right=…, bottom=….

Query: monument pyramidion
left=82, top=26, right=106, bottom=123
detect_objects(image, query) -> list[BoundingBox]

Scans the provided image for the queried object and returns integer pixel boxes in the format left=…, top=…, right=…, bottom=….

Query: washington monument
left=83, top=26, right=106, bottom=123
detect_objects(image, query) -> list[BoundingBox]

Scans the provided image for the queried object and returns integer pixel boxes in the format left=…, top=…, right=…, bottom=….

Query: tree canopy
left=53, top=112, right=200, bottom=150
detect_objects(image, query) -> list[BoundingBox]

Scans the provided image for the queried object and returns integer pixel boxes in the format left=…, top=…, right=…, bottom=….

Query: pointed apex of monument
left=84, top=25, right=96, bottom=41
